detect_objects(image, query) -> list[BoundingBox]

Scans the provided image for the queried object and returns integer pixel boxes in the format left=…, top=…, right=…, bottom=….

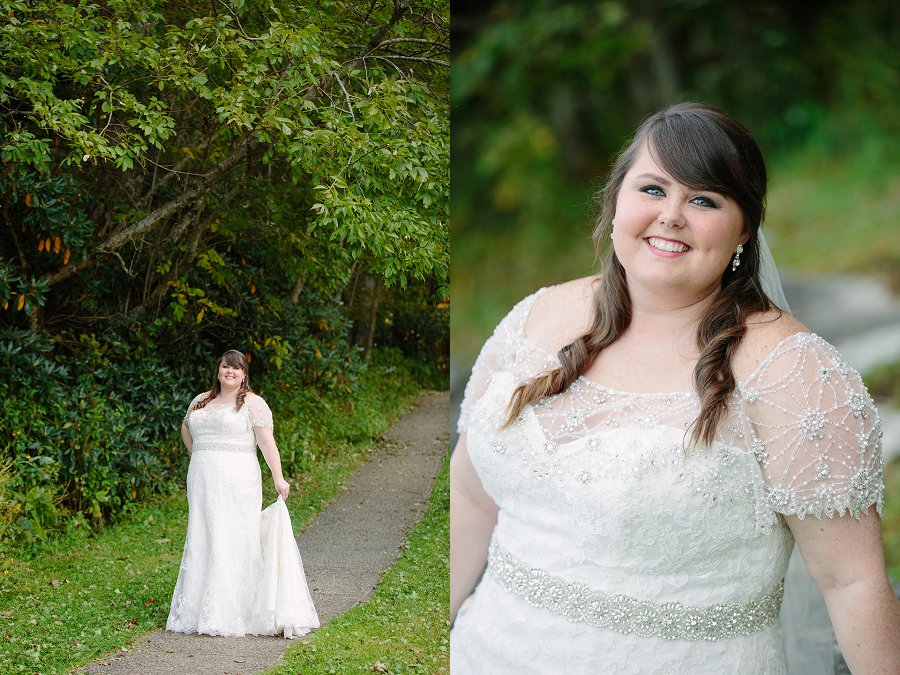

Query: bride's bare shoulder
left=732, top=308, right=811, bottom=379
left=524, top=275, right=599, bottom=351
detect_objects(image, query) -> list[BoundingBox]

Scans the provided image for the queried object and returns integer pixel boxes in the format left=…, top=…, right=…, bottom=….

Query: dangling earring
left=610, top=218, right=616, bottom=240
left=731, top=243, right=744, bottom=272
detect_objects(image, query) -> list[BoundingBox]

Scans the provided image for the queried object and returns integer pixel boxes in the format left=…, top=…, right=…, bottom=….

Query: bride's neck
left=216, top=386, right=241, bottom=401
left=626, top=287, right=718, bottom=343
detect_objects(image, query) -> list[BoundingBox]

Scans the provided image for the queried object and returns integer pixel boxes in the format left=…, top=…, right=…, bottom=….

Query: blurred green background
left=450, top=0, right=900, bottom=575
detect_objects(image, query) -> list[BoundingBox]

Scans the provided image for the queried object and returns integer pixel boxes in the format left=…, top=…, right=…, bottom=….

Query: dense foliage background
left=0, top=0, right=448, bottom=546
left=451, top=0, right=899, bottom=363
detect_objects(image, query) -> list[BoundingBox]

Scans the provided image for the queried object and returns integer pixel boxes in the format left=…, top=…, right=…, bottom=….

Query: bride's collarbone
left=585, top=341, right=698, bottom=393
left=208, top=396, right=241, bottom=408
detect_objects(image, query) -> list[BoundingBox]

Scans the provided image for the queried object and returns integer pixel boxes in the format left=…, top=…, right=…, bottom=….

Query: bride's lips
left=645, top=236, right=691, bottom=257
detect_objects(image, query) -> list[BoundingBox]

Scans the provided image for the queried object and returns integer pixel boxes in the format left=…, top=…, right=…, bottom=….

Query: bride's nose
left=657, top=201, right=685, bottom=228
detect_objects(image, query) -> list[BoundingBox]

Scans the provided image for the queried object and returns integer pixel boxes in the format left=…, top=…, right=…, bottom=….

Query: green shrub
left=0, top=458, right=20, bottom=546
left=0, top=328, right=195, bottom=541
left=1, top=453, right=65, bottom=544
left=262, top=349, right=423, bottom=479
left=0, top=317, right=439, bottom=547
left=375, top=282, right=450, bottom=382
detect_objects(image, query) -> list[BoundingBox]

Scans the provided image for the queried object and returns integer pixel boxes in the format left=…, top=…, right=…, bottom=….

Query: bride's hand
left=274, top=478, right=290, bottom=500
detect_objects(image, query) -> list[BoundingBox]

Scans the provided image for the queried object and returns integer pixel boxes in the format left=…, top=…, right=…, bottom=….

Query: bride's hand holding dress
left=254, top=424, right=290, bottom=500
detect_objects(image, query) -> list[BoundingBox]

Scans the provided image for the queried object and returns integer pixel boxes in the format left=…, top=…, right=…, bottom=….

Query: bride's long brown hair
left=504, top=103, right=779, bottom=446
left=192, top=349, right=253, bottom=412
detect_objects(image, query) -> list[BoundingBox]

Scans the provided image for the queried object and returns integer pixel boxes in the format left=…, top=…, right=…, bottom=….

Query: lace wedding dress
left=450, top=289, right=883, bottom=674
left=166, top=395, right=319, bottom=637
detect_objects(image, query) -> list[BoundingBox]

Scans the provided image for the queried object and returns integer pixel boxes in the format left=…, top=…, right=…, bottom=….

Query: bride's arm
left=181, top=421, right=192, bottom=455
left=737, top=325, right=900, bottom=672
left=450, top=433, right=498, bottom=624
left=254, top=426, right=290, bottom=499
left=788, top=509, right=900, bottom=673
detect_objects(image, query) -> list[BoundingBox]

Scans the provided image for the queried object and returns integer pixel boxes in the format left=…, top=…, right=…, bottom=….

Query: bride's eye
left=690, top=195, right=719, bottom=208
left=640, top=185, right=665, bottom=197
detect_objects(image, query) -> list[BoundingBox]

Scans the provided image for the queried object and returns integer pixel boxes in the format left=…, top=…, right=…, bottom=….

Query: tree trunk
left=290, top=274, right=305, bottom=304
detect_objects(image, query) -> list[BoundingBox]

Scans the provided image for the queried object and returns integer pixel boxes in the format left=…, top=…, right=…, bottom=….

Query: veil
left=757, top=229, right=791, bottom=313
left=756, top=230, right=841, bottom=673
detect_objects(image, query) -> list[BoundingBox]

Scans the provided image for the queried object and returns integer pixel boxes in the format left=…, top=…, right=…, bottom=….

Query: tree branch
left=333, top=71, right=355, bottom=122
left=135, top=181, right=244, bottom=316
left=358, top=2, right=412, bottom=62
left=371, top=37, right=447, bottom=48
left=370, top=54, right=449, bottom=68
left=44, top=136, right=258, bottom=287
left=292, top=3, right=416, bottom=108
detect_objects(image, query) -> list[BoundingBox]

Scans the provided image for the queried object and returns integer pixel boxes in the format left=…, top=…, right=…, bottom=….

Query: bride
left=166, top=349, right=319, bottom=638
left=450, top=103, right=900, bottom=673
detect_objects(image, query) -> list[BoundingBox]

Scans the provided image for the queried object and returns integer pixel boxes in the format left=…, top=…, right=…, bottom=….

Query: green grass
left=0, top=357, right=429, bottom=674
left=765, top=133, right=900, bottom=286
left=267, top=455, right=449, bottom=675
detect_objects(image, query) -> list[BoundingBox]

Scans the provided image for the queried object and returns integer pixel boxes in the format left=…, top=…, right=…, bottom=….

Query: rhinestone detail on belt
left=487, top=540, right=783, bottom=641
left=192, top=441, right=256, bottom=454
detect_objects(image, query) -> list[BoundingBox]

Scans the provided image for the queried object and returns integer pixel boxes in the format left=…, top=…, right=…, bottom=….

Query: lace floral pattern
left=738, top=332, right=884, bottom=520
left=450, top=288, right=884, bottom=674
left=183, top=393, right=274, bottom=429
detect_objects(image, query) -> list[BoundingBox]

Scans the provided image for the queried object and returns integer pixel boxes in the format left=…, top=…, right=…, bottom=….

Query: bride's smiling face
left=218, top=361, right=244, bottom=387
left=612, top=142, right=748, bottom=301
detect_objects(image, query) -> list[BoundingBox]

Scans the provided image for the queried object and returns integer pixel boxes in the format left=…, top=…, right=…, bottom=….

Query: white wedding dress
left=450, top=289, right=884, bottom=674
left=166, top=394, right=319, bottom=637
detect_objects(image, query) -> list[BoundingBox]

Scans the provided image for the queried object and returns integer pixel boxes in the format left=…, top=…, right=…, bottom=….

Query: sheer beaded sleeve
left=457, top=289, right=553, bottom=435
left=246, top=395, right=274, bottom=429
left=739, top=332, right=884, bottom=520
left=183, top=393, right=206, bottom=424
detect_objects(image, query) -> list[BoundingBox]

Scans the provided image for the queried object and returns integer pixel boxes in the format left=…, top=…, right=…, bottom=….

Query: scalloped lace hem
left=165, top=624, right=316, bottom=638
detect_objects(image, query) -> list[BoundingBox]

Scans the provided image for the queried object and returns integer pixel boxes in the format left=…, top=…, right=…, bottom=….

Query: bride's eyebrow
left=633, top=172, right=671, bottom=185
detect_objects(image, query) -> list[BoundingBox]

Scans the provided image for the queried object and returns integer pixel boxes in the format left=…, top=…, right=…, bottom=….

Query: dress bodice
left=471, top=370, right=793, bottom=610
left=457, top=288, right=884, bottom=641
left=185, top=395, right=273, bottom=454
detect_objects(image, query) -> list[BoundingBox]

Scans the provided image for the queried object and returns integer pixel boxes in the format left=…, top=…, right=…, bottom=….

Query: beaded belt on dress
left=487, top=540, right=783, bottom=641
left=192, top=441, right=256, bottom=454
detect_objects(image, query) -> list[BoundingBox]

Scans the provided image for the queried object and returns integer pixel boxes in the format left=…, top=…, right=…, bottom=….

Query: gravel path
left=78, top=390, right=448, bottom=675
